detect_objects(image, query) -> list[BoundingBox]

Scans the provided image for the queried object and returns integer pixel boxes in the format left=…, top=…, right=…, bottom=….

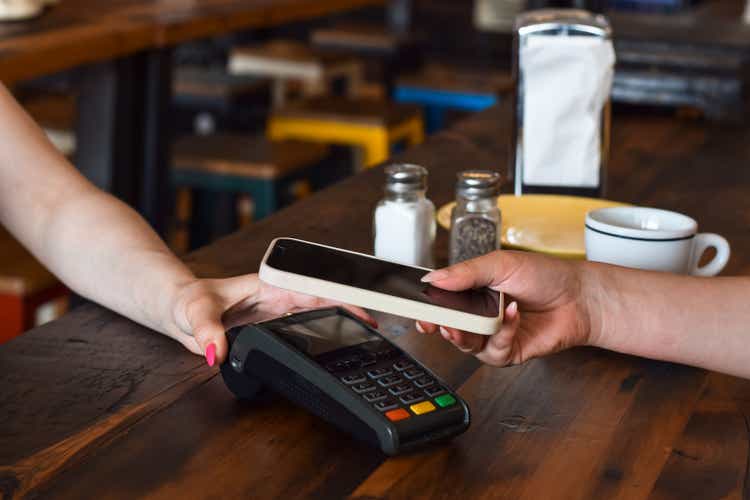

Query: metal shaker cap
left=385, top=163, right=428, bottom=193
left=456, top=170, right=501, bottom=200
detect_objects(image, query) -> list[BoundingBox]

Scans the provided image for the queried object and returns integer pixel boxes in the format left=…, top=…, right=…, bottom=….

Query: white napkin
left=521, top=35, right=615, bottom=187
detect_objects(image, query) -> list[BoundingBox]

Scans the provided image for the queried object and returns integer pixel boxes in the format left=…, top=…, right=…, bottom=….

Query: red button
left=385, top=408, right=410, bottom=422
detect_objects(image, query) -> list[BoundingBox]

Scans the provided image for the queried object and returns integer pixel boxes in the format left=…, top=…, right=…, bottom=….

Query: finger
left=421, top=250, right=525, bottom=292
left=185, top=295, right=229, bottom=366
left=416, top=321, right=438, bottom=334
left=299, top=294, right=378, bottom=328
left=441, top=326, right=487, bottom=354
left=477, top=302, right=522, bottom=366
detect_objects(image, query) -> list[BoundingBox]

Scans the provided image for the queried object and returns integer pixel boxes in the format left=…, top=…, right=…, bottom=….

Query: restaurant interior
left=2, top=0, right=750, bottom=498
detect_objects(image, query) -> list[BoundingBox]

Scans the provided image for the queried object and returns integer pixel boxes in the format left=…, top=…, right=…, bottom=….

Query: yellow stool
left=268, top=97, right=424, bottom=168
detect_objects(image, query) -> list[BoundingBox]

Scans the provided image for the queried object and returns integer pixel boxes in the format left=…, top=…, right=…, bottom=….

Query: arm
left=419, top=250, right=750, bottom=379
left=0, top=84, right=371, bottom=364
left=586, top=264, right=750, bottom=378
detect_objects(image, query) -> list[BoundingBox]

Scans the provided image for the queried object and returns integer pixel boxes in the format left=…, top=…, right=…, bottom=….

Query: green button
left=435, top=394, right=456, bottom=408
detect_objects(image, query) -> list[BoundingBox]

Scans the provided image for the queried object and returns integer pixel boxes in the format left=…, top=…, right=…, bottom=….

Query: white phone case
left=259, top=238, right=503, bottom=335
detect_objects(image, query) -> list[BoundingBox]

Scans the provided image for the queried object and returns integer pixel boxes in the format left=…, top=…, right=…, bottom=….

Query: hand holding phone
left=259, top=238, right=503, bottom=335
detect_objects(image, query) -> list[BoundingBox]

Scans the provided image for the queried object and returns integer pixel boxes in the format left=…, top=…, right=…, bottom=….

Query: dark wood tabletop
left=0, top=0, right=385, bottom=85
left=2, top=102, right=750, bottom=499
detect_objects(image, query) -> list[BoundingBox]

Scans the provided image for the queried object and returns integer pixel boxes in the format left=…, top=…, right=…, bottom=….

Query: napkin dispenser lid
left=515, top=9, right=611, bottom=38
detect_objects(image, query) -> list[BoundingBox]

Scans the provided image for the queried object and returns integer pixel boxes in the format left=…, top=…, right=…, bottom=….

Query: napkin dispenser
left=511, top=9, right=614, bottom=197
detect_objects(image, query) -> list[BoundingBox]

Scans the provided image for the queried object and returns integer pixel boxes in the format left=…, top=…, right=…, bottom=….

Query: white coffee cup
left=585, top=206, right=730, bottom=276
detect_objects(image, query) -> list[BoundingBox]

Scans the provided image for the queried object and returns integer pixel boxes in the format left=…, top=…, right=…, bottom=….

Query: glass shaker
left=373, top=164, right=436, bottom=267
left=449, top=170, right=502, bottom=265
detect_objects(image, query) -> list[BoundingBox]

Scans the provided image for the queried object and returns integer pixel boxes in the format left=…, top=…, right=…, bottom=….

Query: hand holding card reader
left=221, top=307, right=470, bottom=455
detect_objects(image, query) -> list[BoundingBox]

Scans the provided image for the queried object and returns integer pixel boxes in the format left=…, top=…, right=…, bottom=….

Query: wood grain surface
left=0, top=0, right=386, bottom=85
left=2, top=103, right=750, bottom=499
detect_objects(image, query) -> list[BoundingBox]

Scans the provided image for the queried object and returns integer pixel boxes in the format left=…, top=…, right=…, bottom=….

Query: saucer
left=436, top=194, right=629, bottom=259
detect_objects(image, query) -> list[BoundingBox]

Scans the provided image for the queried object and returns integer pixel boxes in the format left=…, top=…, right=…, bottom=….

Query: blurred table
left=0, top=0, right=386, bottom=233
left=608, top=0, right=750, bottom=120
left=2, top=103, right=750, bottom=498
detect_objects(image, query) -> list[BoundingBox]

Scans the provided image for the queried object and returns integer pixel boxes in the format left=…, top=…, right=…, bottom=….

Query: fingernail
left=421, top=269, right=448, bottom=283
left=205, top=343, right=216, bottom=367
left=415, top=322, right=425, bottom=334
left=507, top=301, right=518, bottom=318
left=439, top=326, right=451, bottom=340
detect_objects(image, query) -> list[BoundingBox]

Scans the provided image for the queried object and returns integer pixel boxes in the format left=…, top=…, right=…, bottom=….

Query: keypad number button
left=403, top=368, right=424, bottom=380
left=374, top=399, right=399, bottom=412
left=424, top=386, right=446, bottom=398
left=341, top=373, right=366, bottom=385
left=377, top=375, right=403, bottom=388
left=363, top=390, right=388, bottom=403
left=367, top=368, right=393, bottom=380
left=360, top=353, right=377, bottom=367
left=351, top=382, right=376, bottom=394
left=393, top=359, right=415, bottom=371
left=388, top=383, right=414, bottom=396
left=414, top=376, right=435, bottom=388
left=399, top=392, right=424, bottom=405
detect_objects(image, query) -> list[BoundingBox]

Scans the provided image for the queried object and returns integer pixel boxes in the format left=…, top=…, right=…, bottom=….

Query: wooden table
left=2, top=103, right=750, bottom=498
left=0, top=0, right=387, bottom=233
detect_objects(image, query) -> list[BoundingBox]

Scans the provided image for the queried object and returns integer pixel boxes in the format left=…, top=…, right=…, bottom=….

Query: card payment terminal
left=221, top=307, right=470, bottom=455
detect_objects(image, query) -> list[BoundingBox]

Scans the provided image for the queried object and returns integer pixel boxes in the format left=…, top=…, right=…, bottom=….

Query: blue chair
left=394, top=64, right=512, bottom=133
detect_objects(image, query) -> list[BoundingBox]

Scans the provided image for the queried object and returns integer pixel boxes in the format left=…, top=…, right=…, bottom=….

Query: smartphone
left=259, top=238, right=503, bottom=335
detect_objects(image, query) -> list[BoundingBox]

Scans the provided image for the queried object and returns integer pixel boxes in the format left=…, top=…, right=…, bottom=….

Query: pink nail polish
left=205, top=343, right=216, bottom=367
left=415, top=322, right=425, bottom=334
left=507, top=301, right=518, bottom=318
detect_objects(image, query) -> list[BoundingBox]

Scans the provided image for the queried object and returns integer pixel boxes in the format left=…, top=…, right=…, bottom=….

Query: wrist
left=578, top=261, right=617, bottom=349
left=165, top=275, right=202, bottom=335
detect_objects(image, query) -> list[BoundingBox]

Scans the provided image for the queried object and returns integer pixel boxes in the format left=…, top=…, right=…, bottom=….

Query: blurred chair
left=310, top=22, right=422, bottom=98
left=267, top=96, right=423, bottom=168
left=0, top=228, right=68, bottom=344
left=171, top=134, right=329, bottom=252
left=173, top=65, right=271, bottom=135
left=228, top=40, right=364, bottom=107
left=394, top=63, right=512, bottom=133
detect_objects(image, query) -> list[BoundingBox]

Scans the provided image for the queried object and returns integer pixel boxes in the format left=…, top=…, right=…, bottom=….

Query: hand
left=417, top=250, right=594, bottom=367
left=168, top=274, right=375, bottom=366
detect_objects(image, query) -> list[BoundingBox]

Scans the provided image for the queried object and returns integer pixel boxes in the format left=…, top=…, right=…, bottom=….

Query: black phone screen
left=266, top=239, right=501, bottom=318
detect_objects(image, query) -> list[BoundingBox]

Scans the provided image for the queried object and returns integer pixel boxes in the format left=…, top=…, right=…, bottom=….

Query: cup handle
left=689, top=233, right=731, bottom=277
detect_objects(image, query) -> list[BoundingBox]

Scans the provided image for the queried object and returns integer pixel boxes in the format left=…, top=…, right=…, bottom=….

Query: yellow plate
left=436, top=194, right=629, bottom=259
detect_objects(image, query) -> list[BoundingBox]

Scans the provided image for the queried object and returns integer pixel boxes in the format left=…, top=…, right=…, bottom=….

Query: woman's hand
left=169, top=274, right=375, bottom=366
left=417, top=250, right=597, bottom=367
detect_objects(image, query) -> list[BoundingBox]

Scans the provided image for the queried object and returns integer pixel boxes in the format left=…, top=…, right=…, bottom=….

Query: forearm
left=33, top=189, right=195, bottom=335
left=0, top=84, right=193, bottom=336
left=585, top=263, right=750, bottom=378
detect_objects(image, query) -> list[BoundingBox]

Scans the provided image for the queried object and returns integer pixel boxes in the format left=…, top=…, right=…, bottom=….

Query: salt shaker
left=449, top=171, right=502, bottom=265
left=374, top=164, right=436, bottom=267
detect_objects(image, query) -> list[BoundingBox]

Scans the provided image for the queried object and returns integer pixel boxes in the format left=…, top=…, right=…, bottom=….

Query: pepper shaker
left=374, top=164, right=436, bottom=267
left=449, top=171, right=502, bottom=265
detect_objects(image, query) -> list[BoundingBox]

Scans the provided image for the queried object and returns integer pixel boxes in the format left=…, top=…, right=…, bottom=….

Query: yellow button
left=410, top=401, right=436, bottom=415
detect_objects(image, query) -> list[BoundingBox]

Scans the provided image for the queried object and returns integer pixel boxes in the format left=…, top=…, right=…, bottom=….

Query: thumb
left=204, top=274, right=261, bottom=309
left=421, top=250, right=525, bottom=293
left=185, top=293, right=229, bottom=367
